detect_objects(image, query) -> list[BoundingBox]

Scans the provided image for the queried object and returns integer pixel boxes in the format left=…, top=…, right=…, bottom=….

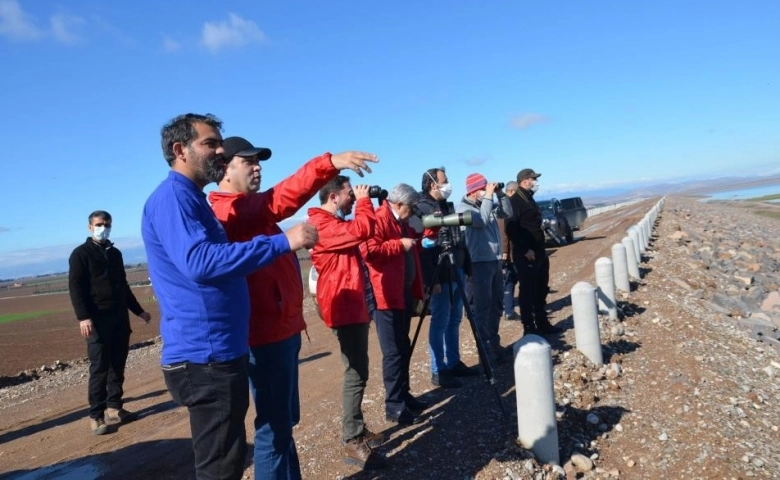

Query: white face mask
left=530, top=180, right=540, bottom=193
left=92, top=226, right=111, bottom=242
left=437, top=182, right=452, bottom=200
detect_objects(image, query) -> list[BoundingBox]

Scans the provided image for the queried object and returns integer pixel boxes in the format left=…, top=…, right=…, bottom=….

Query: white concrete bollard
left=571, top=282, right=603, bottom=365
left=628, top=226, right=643, bottom=257
left=514, top=335, right=560, bottom=465
left=622, top=236, right=641, bottom=280
left=612, top=243, right=631, bottom=293
left=595, top=257, right=618, bottom=320
left=640, top=218, right=650, bottom=249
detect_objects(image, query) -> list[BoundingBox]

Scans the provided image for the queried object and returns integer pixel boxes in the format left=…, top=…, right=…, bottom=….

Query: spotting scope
left=421, top=211, right=473, bottom=228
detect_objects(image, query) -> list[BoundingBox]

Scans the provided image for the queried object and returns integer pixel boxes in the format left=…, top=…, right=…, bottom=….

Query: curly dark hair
left=160, top=113, right=223, bottom=166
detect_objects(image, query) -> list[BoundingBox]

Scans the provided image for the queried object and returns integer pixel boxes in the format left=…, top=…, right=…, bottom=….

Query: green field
left=0, top=310, right=58, bottom=325
left=746, top=193, right=780, bottom=202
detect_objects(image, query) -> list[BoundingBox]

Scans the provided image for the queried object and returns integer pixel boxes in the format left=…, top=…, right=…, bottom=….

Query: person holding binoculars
left=457, top=173, right=513, bottom=365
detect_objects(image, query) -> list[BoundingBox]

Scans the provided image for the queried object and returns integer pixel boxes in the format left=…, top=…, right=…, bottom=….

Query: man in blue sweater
left=142, top=113, right=317, bottom=480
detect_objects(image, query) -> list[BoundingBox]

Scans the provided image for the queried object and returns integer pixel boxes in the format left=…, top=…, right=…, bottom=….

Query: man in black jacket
left=416, top=168, right=477, bottom=389
left=68, top=210, right=152, bottom=435
left=505, top=169, right=561, bottom=335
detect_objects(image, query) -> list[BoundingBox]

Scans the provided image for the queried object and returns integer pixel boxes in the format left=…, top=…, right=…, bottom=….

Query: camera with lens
left=368, top=185, right=388, bottom=201
left=495, top=182, right=505, bottom=190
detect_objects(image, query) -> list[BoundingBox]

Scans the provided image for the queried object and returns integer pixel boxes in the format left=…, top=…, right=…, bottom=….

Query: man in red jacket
left=360, top=184, right=427, bottom=425
left=308, top=177, right=387, bottom=470
left=209, top=137, right=376, bottom=480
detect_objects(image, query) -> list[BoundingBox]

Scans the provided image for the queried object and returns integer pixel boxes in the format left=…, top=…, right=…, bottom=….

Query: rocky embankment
left=552, top=196, right=780, bottom=479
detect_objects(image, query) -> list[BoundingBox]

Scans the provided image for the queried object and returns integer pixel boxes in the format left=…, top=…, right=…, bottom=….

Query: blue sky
left=0, top=0, right=778, bottom=278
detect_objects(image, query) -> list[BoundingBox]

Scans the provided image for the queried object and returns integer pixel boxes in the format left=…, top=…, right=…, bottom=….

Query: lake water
left=704, top=184, right=780, bottom=202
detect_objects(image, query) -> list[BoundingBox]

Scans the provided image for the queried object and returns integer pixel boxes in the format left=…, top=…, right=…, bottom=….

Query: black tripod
left=409, top=235, right=507, bottom=417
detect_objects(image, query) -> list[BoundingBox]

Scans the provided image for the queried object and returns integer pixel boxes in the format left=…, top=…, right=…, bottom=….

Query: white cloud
left=0, top=1, right=89, bottom=45
left=464, top=156, right=488, bottom=166
left=510, top=113, right=549, bottom=130
left=201, top=13, right=266, bottom=52
left=162, top=35, right=180, bottom=52
left=0, top=0, right=42, bottom=41
left=49, top=12, right=85, bottom=45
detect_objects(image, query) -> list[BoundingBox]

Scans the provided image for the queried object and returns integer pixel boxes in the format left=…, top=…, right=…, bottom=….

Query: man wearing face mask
left=68, top=210, right=152, bottom=435
left=505, top=168, right=562, bottom=335
left=208, top=136, right=376, bottom=480
left=415, top=168, right=477, bottom=389
left=308, top=177, right=387, bottom=470
left=457, top=173, right=513, bottom=365
left=360, top=184, right=426, bottom=426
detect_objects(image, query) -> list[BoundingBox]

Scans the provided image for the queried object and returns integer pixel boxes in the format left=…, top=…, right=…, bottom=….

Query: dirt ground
left=1, top=197, right=778, bottom=479
left=0, top=284, right=159, bottom=377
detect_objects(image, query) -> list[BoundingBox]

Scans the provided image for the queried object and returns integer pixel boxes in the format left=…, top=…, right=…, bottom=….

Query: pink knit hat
left=466, top=173, right=487, bottom=195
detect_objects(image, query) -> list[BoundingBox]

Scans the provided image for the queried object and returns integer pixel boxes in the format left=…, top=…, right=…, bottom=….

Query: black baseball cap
left=222, top=136, right=272, bottom=161
left=517, top=168, right=541, bottom=181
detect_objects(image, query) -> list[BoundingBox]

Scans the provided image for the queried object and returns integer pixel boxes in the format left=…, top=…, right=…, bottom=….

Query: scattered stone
left=570, top=453, right=594, bottom=472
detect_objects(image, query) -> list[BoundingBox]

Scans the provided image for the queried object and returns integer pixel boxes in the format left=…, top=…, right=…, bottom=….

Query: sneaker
left=344, top=437, right=386, bottom=469
left=90, top=417, right=108, bottom=435
left=404, top=395, right=429, bottom=413
left=505, top=312, right=522, bottom=321
left=105, top=407, right=134, bottom=425
left=431, top=371, right=462, bottom=389
left=385, top=409, right=422, bottom=425
left=362, top=428, right=386, bottom=449
left=450, top=361, right=479, bottom=377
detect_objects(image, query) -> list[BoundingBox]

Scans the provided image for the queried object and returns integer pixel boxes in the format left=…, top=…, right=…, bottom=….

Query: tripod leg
left=409, top=252, right=448, bottom=362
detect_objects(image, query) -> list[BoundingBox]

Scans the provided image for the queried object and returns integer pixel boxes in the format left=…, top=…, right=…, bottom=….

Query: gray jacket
left=457, top=194, right=513, bottom=263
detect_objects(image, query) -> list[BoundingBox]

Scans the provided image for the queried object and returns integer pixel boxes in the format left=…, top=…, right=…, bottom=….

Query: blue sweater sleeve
left=148, top=180, right=291, bottom=284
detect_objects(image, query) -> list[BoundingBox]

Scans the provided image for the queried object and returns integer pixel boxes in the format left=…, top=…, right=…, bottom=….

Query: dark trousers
left=374, top=307, right=412, bottom=416
left=248, top=334, right=302, bottom=480
left=515, top=252, right=550, bottom=326
left=86, top=317, right=130, bottom=419
left=162, top=355, right=250, bottom=480
left=465, top=261, right=504, bottom=353
left=333, top=323, right=370, bottom=442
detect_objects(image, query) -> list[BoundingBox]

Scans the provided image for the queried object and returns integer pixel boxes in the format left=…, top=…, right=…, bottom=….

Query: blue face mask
left=336, top=209, right=346, bottom=220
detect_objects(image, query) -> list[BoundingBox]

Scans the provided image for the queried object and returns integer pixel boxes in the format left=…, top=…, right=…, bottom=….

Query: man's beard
left=204, top=156, right=226, bottom=184
left=190, top=146, right=225, bottom=185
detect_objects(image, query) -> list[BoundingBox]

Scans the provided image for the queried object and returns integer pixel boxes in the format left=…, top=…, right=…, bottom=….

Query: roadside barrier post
left=640, top=218, right=650, bottom=250
left=514, top=335, right=560, bottom=466
left=622, top=236, right=641, bottom=280
left=612, top=243, right=631, bottom=293
left=628, top=226, right=643, bottom=258
left=595, top=257, right=618, bottom=320
left=571, top=281, right=604, bottom=365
